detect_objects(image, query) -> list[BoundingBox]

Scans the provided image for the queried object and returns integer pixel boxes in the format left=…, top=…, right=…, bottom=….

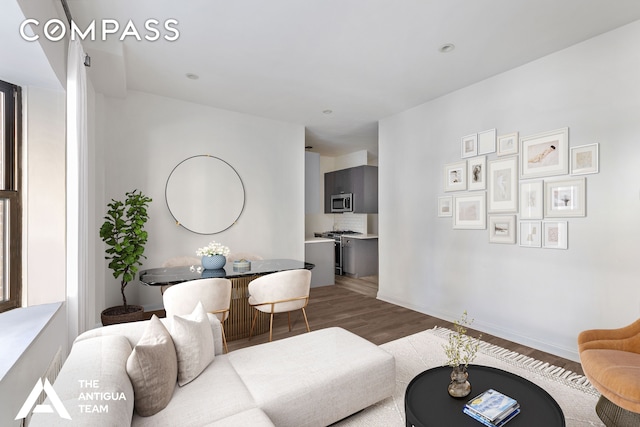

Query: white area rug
left=336, top=327, right=603, bottom=427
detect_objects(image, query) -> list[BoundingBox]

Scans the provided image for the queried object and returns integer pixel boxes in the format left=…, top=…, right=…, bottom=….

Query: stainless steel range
left=315, top=230, right=361, bottom=275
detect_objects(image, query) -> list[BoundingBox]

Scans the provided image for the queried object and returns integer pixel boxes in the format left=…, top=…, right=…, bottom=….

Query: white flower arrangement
left=195, top=241, right=230, bottom=257
left=443, top=311, right=481, bottom=369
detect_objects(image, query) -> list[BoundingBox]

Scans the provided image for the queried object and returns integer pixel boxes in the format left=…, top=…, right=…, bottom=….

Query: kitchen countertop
left=343, top=234, right=378, bottom=239
left=305, top=237, right=335, bottom=243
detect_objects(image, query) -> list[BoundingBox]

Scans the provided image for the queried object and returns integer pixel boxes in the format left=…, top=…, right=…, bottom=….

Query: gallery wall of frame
left=438, top=127, right=599, bottom=250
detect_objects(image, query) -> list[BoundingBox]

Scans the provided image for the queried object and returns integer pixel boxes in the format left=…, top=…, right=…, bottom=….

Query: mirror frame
left=165, top=154, right=246, bottom=234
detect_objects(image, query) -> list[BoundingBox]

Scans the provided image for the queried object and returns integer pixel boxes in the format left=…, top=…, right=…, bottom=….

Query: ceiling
left=53, top=1, right=640, bottom=156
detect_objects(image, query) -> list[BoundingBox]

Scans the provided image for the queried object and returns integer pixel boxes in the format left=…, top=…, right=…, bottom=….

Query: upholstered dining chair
left=163, top=278, right=232, bottom=353
left=578, top=318, right=640, bottom=427
left=159, top=256, right=202, bottom=294
left=248, top=269, right=311, bottom=342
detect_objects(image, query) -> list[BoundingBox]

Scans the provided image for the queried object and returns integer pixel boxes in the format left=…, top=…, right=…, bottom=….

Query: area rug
left=335, top=327, right=603, bottom=427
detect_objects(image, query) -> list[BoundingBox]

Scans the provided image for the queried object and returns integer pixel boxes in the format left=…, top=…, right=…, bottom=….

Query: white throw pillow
left=171, top=301, right=216, bottom=386
left=126, top=315, right=177, bottom=416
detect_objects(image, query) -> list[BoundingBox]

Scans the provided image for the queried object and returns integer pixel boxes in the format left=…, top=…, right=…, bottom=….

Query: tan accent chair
left=578, top=318, right=640, bottom=426
left=227, top=252, right=263, bottom=263
left=163, top=278, right=232, bottom=353
left=248, top=269, right=311, bottom=342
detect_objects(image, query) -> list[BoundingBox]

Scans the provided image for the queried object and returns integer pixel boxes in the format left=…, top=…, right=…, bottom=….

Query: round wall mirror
left=165, top=155, right=245, bottom=234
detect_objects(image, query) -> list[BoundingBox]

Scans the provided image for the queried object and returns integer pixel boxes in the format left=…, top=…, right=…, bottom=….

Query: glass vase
left=448, top=365, right=471, bottom=398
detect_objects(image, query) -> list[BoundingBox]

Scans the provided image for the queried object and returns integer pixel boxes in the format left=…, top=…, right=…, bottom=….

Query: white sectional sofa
left=30, top=314, right=395, bottom=426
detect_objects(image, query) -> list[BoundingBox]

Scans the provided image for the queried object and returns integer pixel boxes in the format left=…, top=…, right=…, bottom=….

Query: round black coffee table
left=405, top=365, right=565, bottom=427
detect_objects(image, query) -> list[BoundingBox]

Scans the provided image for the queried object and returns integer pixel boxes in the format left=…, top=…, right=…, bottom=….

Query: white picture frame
left=519, top=180, right=543, bottom=220
left=542, top=221, right=568, bottom=249
left=453, top=193, right=486, bottom=230
left=444, top=161, right=467, bottom=192
left=438, top=196, right=453, bottom=217
left=461, top=134, right=478, bottom=158
left=467, top=156, right=486, bottom=191
left=487, top=156, right=518, bottom=213
left=497, top=132, right=519, bottom=156
left=478, top=129, right=497, bottom=155
left=544, top=177, right=586, bottom=218
left=520, top=127, right=569, bottom=179
left=570, top=143, right=599, bottom=175
left=519, top=221, right=542, bottom=248
left=488, top=215, right=516, bottom=244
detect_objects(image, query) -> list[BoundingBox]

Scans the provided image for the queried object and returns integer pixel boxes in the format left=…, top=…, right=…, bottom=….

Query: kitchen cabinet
left=305, top=239, right=335, bottom=287
left=324, top=165, right=378, bottom=213
left=342, top=237, right=378, bottom=278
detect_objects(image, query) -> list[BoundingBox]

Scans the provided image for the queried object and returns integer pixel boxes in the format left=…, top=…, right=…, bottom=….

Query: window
left=0, top=80, right=22, bottom=313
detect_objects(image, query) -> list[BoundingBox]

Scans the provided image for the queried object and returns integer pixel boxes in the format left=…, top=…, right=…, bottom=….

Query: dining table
left=139, top=259, right=314, bottom=341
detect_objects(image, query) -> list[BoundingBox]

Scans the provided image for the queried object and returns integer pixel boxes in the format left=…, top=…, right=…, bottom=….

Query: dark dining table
left=138, top=259, right=314, bottom=341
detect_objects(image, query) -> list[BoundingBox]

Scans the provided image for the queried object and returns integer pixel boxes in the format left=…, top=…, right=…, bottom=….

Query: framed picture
left=461, top=134, right=478, bottom=158
left=520, top=127, right=569, bottom=179
left=453, top=193, right=486, bottom=229
left=519, top=180, right=543, bottom=220
left=542, top=221, right=568, bottom=249
left=444, top=161, right=467, bottom=192
left=438, top=196, right=453, bottom=217
left=571, top=143, right=599, bottom=175
left=467, top=156, right=486, bottom=191
left=519, top=221, right=542, bottom=248
left=478, top=129, right=497, bottom=155
left=497, top=132, right=519, bottom=156
left=487, top=156, right=518, bottom=213
left=488, top=215, right=516, bottom=244
left=544, top=177, right=586, bottom=217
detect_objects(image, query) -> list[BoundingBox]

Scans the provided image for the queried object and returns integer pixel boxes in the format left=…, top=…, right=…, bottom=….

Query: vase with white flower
left=196, top=241, right=231, bottom=270
left=442, top=311, right=481, bottom=398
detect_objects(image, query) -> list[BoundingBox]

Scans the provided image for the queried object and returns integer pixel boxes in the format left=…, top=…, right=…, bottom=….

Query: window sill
left=0, top=302, right=64, bottom=382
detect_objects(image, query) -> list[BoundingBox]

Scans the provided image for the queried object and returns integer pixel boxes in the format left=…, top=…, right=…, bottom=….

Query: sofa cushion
left=132, top=355, right=259, bottom=427
left=171, top=301, right=215, bottom=386
left=228, top=327, right=395, bottom=427
left=76, top=313, right=225, bottom=357
left=206, top=408, right=275, bottom=426
left=126, top=315, right=177, bottom=416
left=29, top=335, right=135, bottom=427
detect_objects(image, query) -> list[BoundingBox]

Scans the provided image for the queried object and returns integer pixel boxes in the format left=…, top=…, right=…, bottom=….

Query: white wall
left=378, top=21, right=640, bottom=361
left=96, top=91, right=305, bottom=314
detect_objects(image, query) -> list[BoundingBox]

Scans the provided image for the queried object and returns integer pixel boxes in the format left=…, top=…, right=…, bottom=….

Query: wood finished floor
left=223, top=275, right=584, bottom=376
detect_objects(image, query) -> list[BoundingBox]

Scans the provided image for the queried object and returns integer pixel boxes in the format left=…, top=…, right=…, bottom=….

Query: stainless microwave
left=331, top=193, right=353, bottom=213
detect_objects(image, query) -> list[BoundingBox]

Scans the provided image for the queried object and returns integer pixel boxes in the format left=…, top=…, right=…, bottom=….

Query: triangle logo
left=15, top=378, right=71, bottom=420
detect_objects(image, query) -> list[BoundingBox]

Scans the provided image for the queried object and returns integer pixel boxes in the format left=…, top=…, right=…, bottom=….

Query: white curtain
left=66, top=37, right=88, bottom=344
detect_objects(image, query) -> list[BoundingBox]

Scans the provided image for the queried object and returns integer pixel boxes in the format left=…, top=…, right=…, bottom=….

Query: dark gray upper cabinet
left=324, top=165, right=378, bottom=213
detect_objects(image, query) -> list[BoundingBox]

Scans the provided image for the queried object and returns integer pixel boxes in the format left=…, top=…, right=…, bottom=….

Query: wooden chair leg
left=269, top=313, right=274, bottom=342
left=249, top=310, right=259, bottom=340
left=302, top=308, right=310, bottom=333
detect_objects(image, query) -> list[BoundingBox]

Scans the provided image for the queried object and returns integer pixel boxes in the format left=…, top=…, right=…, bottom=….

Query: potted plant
left=196, top=241, right=231, bottom=269
left=443, top=311, right=482, bottom=397
left=99, top=189, right=152, bottom=325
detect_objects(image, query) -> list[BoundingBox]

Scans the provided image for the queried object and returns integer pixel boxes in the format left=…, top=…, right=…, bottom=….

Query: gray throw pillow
left=126, top=315, right=178, bottom=416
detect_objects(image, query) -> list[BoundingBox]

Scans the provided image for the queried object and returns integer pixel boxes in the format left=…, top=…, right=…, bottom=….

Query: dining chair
left=163, top=278, right=232, bottom=353
left=248, top=269, right=311, bottom=342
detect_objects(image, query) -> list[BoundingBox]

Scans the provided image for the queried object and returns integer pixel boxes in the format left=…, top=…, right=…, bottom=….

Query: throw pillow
left=126, top=315, right=177, bottom=417
left=171, top=301, right=216, bottom=386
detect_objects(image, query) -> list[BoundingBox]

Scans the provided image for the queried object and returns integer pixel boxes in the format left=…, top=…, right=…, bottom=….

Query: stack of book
left=463, top=389, right=520, bottom=427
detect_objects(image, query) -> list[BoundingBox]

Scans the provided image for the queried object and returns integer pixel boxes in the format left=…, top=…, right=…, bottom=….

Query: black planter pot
left=100, top=304, right=145, bottom=326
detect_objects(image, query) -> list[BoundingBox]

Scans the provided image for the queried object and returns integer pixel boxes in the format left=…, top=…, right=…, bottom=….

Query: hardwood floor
left=225, top=275, right=584, bottom=376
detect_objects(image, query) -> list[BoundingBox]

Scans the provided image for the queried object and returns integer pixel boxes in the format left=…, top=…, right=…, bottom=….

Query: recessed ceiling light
left=439, top=43, right=455, bottom=53
left=322, top=109, right=333, bottom=115
left=186, top=73, right=199, bottom=80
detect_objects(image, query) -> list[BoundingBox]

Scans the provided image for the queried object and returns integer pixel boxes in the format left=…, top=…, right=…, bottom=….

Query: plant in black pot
left=99, top=189, right=152, bottom=326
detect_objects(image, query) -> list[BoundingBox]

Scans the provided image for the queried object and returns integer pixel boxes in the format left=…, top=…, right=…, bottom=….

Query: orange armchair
left=578, top=318, right=640, bottom=426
